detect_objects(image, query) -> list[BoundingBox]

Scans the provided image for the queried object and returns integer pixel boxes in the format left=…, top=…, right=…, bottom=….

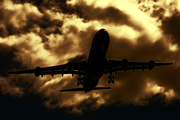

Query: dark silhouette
left=8, top=29, right=174, bottom=92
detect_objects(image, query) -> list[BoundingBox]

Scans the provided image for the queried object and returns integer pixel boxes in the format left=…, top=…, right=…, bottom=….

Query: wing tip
left=172, top=60, right=175, bottom=63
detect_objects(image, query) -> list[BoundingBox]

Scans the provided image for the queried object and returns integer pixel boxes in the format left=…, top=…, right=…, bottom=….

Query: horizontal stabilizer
left=60, top=88, right=84, bottom=92
left=93, top=87, right=111, bottom=90
left=60, top=87, right=111, bottom=92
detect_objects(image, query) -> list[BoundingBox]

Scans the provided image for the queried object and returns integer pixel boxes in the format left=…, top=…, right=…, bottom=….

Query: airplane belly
left=84, top=59, right=106, bottom=92
left=84, top=29, right=110, bottom=92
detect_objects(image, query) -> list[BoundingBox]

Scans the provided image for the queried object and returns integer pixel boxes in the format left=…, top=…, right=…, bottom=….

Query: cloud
left=151, top=7, right=165, bottom=19
left=0, top=43, right=25, bottom=71
left=73, top=3, right=143, bottom=31
left=161, top=11, right=180, bottom=46
left=11, top=0, right=75, bottom=14
left=1, top=0, right=180, bottom=115
left=0, top=1, right=63, bottom=46
left=0, top=43, right=40, bottom=97
left=68, top=54, right=87, bottom=63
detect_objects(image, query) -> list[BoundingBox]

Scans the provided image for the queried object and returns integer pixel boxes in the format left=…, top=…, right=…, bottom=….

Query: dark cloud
left=161, top=11, right=180, bottom=46
left=75, top=5, right=128, bottom=24
left=98, top=33, right=178, bottom=105
left=42, top=26, right=95, bottom=59
left=26, top=14, right=63, bottom=31
left=77, top=27, right=98, bottom=55
left=0, top=0, right=3, bottom=4
left=11, top=0, right=74, bottom=14
left=11, top=0, right=142, bottom=31
left=74, top=4, right=143, bottom=31
left=0, top=7, right=63, bottom=43
left=43, top=35, right=74, bottom=57
left=0, top=43, right=21, bottom=71
left=0, top=43, right=43, bottom=98
left=138, top=0, right=158, bottom=4
left=151, top=7, right=165, bottom=19
left=0, top=7, right=16, bottom=37
left=139, top=5, right=151, bottom=12
left=26, top=13, right=63, bottom=42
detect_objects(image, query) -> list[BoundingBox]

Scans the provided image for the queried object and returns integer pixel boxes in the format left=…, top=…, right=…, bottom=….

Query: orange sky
left=0, top=0, right=180, bottom=115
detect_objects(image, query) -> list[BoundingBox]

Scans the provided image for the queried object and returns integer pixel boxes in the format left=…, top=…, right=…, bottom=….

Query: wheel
left=112, top=79, right=114, bottom=84
left=108, top=80, right=111, bottom=84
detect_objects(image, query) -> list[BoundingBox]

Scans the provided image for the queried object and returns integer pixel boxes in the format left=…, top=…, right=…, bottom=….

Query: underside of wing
left=60, top=87, right=111, bottom=92
left=104, top=59, right=174, bottom=74
left=8, top=60, right=88, bottom=77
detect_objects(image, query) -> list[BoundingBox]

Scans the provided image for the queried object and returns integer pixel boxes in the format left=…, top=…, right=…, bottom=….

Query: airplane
left=7, top=29, right=174, bottom=93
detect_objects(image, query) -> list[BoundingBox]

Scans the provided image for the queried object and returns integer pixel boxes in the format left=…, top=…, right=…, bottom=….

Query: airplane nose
left=98, top=29, right=109, bottom=36
left=99, top=28, right=107, bottom=32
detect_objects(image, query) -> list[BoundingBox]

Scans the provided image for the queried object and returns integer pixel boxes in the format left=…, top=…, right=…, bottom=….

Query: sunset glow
left=0, top=0, right=180, bottom=116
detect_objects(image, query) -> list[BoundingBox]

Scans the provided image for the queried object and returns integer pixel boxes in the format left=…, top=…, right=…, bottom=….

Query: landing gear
left=108, top=75, right=114, bottom=84
left=77, top=77, right=84, bottom=86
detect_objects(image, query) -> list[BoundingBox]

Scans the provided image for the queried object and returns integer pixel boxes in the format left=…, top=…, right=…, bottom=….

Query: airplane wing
left=104, top=59, right=174, bottom=74
left=8, top=61, right=87, bottom=77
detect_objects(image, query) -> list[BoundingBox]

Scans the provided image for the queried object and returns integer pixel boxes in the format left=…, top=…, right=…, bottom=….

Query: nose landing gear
left=108, top=75, right=114, bottom=84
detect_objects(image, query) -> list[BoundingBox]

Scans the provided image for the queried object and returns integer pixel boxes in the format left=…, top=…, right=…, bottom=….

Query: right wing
left=8, top=61, right=88, bottom=77
left=104, top=59, right=174, bottom=74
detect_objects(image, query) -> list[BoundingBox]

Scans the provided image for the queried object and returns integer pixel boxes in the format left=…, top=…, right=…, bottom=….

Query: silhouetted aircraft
left=8, top=29, right=174, bottom=92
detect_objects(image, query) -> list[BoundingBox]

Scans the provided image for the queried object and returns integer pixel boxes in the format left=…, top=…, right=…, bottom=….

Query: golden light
left=43, top=76, right=66, bottom=86
left=164, top=89, right=175, bottom=99
left=4, top=1, right=42, bottom=28
left=62, top=14, right=92, bottom=32
left=145, top=81, right=162, bottom=94
left=145, top=80, right=176, bottom=100
left=177, top=0, right=180, bottom=11
left=97, top=98, right=105, bottom=105
left=62, top=93, right=90, bottom=106
left=169, top=44, right=178, bottom=51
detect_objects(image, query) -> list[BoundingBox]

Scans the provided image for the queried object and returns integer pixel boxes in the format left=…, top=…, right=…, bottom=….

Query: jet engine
left=1, top=71, right=9, bottom=77
left=122, top=58, right=128, bottom=69
left=148, top=60, right=155, bottom=70
left=34, top=66, right=41, bottom=77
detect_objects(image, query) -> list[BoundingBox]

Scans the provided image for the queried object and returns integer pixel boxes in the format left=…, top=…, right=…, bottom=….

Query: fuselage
left=83, top=29, right=110, bottom=92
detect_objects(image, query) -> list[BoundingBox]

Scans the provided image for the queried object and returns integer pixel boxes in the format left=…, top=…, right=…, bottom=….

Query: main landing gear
left=108, top=75, right=114, bottom=84
left=77, top=77, right=84, bottom=86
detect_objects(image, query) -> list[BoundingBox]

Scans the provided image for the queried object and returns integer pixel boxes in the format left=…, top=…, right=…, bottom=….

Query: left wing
left=8, top=61, right=88, bottom=77
left=104, top=59, right=174, bottom=74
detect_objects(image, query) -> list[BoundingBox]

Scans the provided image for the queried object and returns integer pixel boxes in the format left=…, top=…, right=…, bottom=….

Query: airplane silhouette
left=8, top=29, right=174, bottom=92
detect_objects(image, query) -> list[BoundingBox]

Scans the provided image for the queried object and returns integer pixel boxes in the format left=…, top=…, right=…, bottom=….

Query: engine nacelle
left=148, top=60, right=155, bottom=70
left=122, top=58, right=128, bottom=69
left=1, top=71, right=9, bottom=77
left=34, top=66, right=41, bottom=77
left=67, top=62, right=74, bottom=72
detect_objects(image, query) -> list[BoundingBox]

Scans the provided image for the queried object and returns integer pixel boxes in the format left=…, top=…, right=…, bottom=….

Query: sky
left=0, top=0, right=180, bottom=119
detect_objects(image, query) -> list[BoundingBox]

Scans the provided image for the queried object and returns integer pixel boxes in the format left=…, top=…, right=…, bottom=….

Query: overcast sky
left=0, top=0, right=180, bottom=119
